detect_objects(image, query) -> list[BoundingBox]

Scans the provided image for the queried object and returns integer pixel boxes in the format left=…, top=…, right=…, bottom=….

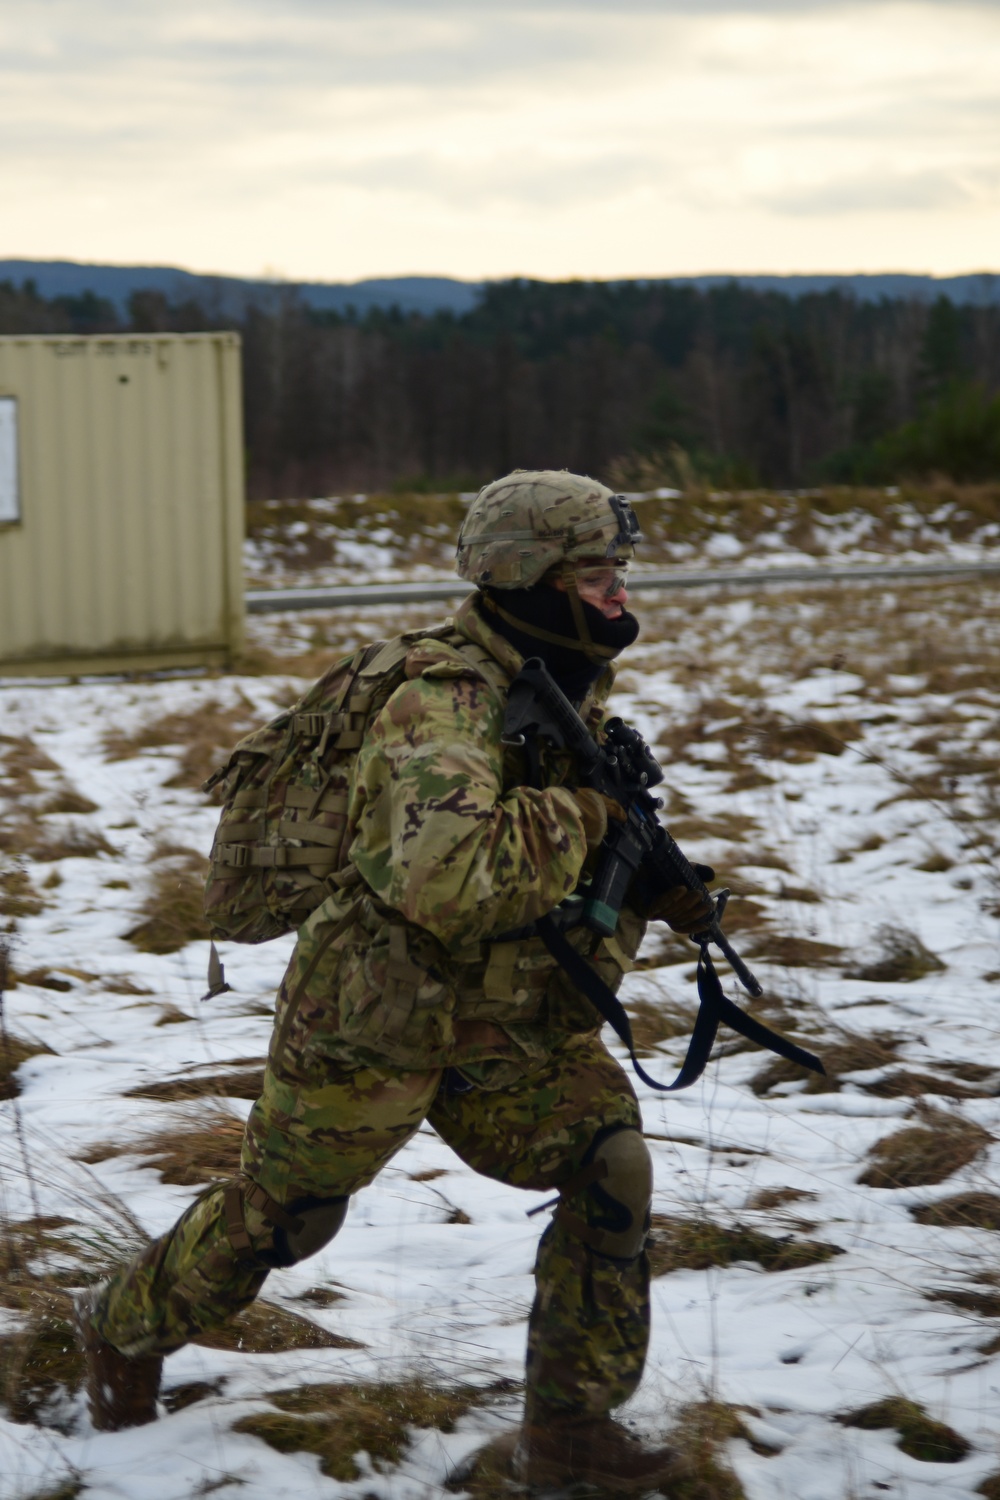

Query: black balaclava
left=482, top=583, right=639, bottom=704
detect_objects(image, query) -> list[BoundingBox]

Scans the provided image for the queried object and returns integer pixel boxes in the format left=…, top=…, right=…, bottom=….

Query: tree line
left=2, top=274, right=998, bottom=496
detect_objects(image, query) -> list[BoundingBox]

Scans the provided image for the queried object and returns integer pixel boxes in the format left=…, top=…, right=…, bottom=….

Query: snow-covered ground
left=3, top=511, right=1000, bottom=1499
left=242, top=490, right=1000, bottom=591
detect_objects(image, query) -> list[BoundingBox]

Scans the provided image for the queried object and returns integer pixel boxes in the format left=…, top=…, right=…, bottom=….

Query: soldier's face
left=552, top=562, right=630, bottom=619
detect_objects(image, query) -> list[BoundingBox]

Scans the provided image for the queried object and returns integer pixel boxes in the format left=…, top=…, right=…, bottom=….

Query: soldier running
left=77, top=470, right=715, bottom=1493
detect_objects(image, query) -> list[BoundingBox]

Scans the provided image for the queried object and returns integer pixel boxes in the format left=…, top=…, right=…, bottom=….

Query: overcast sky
left=1, top=0, right=998, bottom=283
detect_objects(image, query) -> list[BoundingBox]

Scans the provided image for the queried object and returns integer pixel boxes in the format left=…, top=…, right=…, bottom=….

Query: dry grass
left=915, top=849, right=955, bottom=873
left=910, top=1192, right=1000, bottom=1230
left=124, top=1065, right=264, bottom=1102
left=82, top=1106, right=249, bottom=1186
left=0, top=1032, right=53, bottom=1099
left=743, top=931, right=845, bottom=970
left=858, top=1107, right=991, bottom=1189
left=751, top=716, right=862, bottom=762
left=646, top=1214, right=841, bottom=1276
left=627, top=997, right=699, bottom=1055
left=0, top=862, right=46, bottom=919
left=0, top=820, right=116, bottom=862
left=926, top=1283, right=1000, bottom=1318
left=40, top=789, right=98, bottom=816
left=0, top=1285, right=82, bottom=1432
left=860, top=1069, right=990, bottom=1101
left=194, top=1300, right=363, bottom=1354
left=0, top=733, right=59, bottom=793
left=103, top=699, right=260, bottom=791
left=234, top=1377, right=493, bottom=1482
left=838, top=1397, right=970, bottom=1463
left=845, top=925, right=946, bottom=983
left=751, top=1030, right=899, bottom=1096
left=125, top=844, right=211, bottom=953
left=665, top=1399, right=784, bottom=1496
left=0, top=1216, right=78, bottom=1297
left=745, top=1187, right=818, bottom=1212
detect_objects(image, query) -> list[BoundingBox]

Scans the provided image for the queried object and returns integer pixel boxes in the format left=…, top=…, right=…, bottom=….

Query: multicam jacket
left=270, top=593, right=648, bottom=1086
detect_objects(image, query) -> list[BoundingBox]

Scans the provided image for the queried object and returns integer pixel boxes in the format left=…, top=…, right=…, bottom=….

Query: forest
left=1, top=274, right=998, bottom=498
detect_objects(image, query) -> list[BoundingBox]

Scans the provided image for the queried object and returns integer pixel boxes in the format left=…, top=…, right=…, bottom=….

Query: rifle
left=501, top=657, right=824, bottom=1091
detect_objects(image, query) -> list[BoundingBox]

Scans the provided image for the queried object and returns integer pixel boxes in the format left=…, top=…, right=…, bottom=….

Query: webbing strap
left=283, top=785, right=349, bottom=812
left=214, top=843, right=336, bottom=871
left=536, top=914, right=824, bottom=1092
left=223, top=1180, right=305, bottom=1266
left=275, top=817, right=343, bottom=848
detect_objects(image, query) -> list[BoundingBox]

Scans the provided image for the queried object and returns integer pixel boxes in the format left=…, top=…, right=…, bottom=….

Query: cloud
left=0, top=0, right=998, bottom=278
left=757, top=169, right=981, bottom=217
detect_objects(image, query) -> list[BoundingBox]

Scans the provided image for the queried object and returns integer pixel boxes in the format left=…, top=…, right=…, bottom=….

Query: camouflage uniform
left=94, top=493, right=654, bottom=1421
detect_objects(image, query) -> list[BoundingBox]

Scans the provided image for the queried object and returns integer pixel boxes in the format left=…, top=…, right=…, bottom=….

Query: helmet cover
left=456, top=469, right=642, bottom=589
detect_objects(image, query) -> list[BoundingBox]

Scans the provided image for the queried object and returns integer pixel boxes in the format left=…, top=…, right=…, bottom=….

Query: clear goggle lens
left=573, top=563, right=630, bottom=598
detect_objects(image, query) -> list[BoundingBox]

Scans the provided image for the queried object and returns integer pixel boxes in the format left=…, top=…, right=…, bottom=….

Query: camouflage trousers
left=93, top=1033, right=650, bottom=1419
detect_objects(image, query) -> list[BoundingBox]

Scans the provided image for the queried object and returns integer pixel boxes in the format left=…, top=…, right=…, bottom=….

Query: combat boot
left=513, top=1413, right=691, bottom=1495
left=74, top=1285, right=163, bottom=1431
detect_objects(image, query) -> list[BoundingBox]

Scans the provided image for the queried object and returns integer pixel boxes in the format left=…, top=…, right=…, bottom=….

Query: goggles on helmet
left=571, top=561, right=631, bottom=598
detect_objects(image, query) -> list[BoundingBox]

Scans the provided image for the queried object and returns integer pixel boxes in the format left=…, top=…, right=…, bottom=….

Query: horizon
left=4, top=257, right=999, bottom=289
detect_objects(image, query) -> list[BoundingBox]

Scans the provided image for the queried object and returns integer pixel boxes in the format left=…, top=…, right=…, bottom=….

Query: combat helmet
left=456, top=469, right=642, bottom=590
left=456, top=470, right=642, bottom=662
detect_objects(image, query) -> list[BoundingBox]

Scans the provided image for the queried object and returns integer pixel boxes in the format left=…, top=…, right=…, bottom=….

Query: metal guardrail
left=246, top=558, right=1000, bottom=614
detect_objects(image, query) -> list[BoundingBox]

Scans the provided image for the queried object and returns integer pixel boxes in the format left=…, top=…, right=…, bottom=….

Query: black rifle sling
left=536, top=914, right=823, bottom=1092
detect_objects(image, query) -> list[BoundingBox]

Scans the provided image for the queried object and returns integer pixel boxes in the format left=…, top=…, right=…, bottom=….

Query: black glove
left=646, top=864, right=716, bottom=934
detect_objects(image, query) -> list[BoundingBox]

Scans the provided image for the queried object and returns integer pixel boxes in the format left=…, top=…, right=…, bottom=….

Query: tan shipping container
left=0, top=332, right=245, bottom=674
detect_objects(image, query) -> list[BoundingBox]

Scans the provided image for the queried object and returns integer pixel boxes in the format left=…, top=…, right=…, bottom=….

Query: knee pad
left=225, top=1179, right=348, bottom=1270
left=558, top=1126, right=652, bottom=1261
left=273, top=1194, right=349, bottom=1267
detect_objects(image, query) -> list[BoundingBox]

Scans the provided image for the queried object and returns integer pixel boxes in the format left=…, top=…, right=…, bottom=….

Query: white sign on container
left=0, top=397, right=18, bottom=523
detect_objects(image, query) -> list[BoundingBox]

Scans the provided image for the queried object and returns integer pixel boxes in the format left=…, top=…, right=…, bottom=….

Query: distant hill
left=0, top=261, right=480, bottom=318
left=1, top=259, right=998, bottom=316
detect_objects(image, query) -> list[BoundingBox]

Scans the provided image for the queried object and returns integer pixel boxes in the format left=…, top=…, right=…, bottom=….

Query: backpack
left=202, top=624, right=486, bottom=952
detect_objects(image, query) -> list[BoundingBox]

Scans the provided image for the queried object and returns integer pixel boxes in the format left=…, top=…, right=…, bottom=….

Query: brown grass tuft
left=858, top=1108, right=991, bottom=1189
left=124, top=1066, right=264, bottom=1102
left=194, top=1300, right=363, bottom=1354
left=647, top=1214, right=841, bottom=1275
left=845, top=925, right=945, bottom=983
left=743, top=931, right=844, bottom=970
left=0, top=1287, right=82, bottom=1432
left=0, top=1032, right=53, bottom=1099
left=860, top=1069, right=988, bottom=1101
left=666, top=1400, right=753, bottom=1498
left=234, top=1378, right=489, bottom=1481
left=125, top=845, right=211, bottom=953
left=753, top=717, right=861, bottom=761
left=39, top=789, right=99, bottom=816
left=911, top=1192, right=1000, bottom=1230
left=915, top=849, right=955, bottom=873
left=0, top=862, right=46, bottom=918
left=751, top=1031, right=897, bottom=1096
left=82, top=1107, right=249, bottom=1186
left=103, top=699, right=260, bottom=790
left=0, top=734, right=59, bottom=795
left=745, top=1187, right=818, bottom=1212
left=0, top=1216, right=77, bottom=1296
left=926, top=1283, right=1000, bottom=1317
left=838, top=1397, right=970, bottom=1463
left=1, top=821, right=116, bottom=862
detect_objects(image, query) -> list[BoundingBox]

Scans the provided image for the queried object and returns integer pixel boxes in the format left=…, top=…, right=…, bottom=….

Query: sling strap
left=536, top=913, right=824, bottom=1092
